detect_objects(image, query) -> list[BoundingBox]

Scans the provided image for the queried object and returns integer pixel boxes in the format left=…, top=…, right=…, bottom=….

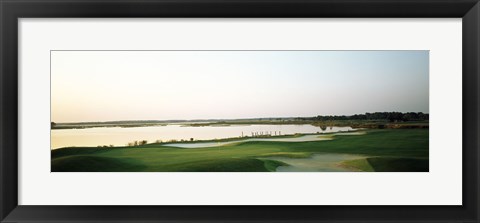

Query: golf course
left=50, top=51, right=430, bottom=172
left=51, top=128, right=429, bottom=172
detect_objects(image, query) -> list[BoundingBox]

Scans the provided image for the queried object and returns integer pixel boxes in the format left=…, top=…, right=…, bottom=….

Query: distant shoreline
left=51, top=112, right=429, bottom=130
left=51, top=120, right=429, bottom=130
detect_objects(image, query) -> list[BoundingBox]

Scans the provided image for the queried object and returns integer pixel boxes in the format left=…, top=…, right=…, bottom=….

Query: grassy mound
left=342, top=157, right=428, bottom=172
left=163, top=158, right=287, bottom=172
left=341, top=158, right=375, bottom=171
left=52, top=155, right=287, bottom=172
left=51, top=155, right=146, bottom=172
left=367, top=157, right=429, bottom=172
left=262, top=159, right=289, bottom=171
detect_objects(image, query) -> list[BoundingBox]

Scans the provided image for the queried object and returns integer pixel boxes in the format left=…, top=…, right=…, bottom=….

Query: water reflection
left=51, top=124, right=353, bottom=149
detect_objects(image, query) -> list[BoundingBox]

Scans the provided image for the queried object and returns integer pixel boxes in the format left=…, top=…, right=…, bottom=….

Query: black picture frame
left=1, top=0, right=479, bottom=222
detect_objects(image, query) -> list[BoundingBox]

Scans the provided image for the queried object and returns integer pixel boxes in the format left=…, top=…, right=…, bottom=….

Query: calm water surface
left=51, top=124, right=353, bottom=149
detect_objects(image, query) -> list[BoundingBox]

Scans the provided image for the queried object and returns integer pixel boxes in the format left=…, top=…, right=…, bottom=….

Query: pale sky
left=51, top=51, right=429, bottom=123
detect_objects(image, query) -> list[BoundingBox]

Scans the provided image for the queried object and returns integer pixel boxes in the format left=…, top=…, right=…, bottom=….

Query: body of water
left=51, top=124, right=353, bottom=149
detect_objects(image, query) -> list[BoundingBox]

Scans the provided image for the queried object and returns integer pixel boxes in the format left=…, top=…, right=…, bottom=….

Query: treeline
left=299, top=112, right=429, bottom=122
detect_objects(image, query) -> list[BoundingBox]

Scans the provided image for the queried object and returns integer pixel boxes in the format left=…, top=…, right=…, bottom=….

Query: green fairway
left=51, top=129, right=429, bottom=172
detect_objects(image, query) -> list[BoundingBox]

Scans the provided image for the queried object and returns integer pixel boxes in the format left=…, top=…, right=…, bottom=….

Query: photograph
left=3, top=0, right=478, bottom=221
left=50, top=50, right=429, bottom=172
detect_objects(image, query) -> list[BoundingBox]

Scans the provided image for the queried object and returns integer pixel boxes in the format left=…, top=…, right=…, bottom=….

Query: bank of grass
left=51, top=129, right=428, bottom=172
left=52, top=155, right=146, bottom=172
left=340, top=158, right=375, bottom=171
left=341, top=157, right=429, bottom=172
left=149, top=132, right=307, bottom=145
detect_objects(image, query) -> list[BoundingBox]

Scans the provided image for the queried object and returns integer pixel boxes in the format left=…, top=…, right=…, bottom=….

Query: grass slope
left=52, top=156, right=146, bottom=172
left=52, top=129, right=428, bottom=172
left=340, top=159, right=375, bottom=171
left=341, top=157, right=429, bottom=172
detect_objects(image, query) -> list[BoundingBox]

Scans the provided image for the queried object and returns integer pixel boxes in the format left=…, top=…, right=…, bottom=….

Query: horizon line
left=52, top=111, right=429, bottom=124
